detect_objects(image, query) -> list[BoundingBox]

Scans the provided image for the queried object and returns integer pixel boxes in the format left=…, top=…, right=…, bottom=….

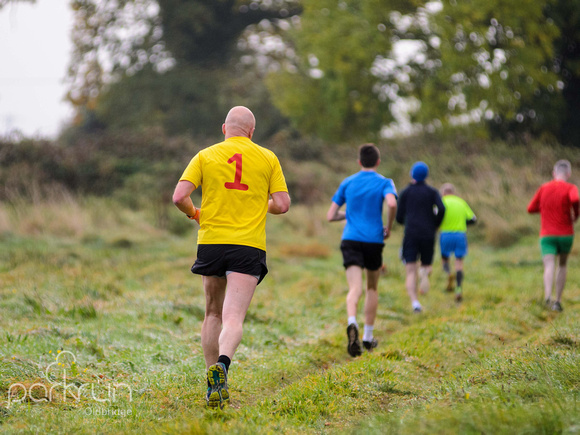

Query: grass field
left=0, top=199, right=579, bottom=434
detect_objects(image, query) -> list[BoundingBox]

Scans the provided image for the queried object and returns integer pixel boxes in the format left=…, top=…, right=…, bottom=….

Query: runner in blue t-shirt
left=327, top=144, right=397, bottom=357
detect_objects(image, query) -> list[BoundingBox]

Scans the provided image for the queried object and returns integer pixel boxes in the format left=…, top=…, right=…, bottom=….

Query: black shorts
left=191, top=244, right=268, bottom=285
left=340, top=240, right=384, bottom=271
left=401, top=235, right=435, bottom=265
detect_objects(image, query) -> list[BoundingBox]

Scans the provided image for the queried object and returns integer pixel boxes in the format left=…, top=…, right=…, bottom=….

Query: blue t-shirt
left=331, top=170, right=397, bottom=243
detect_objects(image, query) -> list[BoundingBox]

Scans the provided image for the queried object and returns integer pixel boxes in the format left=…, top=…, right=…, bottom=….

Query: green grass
left=0, top=202, right=579, bottom=434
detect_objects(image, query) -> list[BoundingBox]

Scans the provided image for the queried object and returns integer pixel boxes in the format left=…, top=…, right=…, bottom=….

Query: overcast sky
left=0, top=0, right=73, bottom=138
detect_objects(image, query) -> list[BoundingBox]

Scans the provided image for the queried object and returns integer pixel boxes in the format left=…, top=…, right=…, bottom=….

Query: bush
left=0, top=130, right=204, bottom=199
left=0, top=131, right=577, bottom=245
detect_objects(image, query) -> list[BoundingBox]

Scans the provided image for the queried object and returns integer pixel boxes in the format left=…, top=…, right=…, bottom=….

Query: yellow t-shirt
left=180, top=136, right=288, bottom=251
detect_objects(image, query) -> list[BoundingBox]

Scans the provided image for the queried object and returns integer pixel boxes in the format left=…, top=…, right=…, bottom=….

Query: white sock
left=363, top=325, right=374, bottom=342
left=348, top=316, right=357, bottom=326
left=412, top=300, right=422, bottom=310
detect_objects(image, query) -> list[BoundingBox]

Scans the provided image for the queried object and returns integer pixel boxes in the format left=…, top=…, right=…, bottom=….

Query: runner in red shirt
left=527, top=159, right=579, bottom=312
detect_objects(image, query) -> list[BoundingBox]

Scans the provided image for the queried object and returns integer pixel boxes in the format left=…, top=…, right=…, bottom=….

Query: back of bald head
left=223, top=106, right=256, bottom=139
left=440, top=183, right=455, bottom=196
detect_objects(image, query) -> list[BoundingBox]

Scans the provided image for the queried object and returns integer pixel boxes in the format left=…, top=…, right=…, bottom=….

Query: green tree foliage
left=67, top=0, right=166, bottom=114
left=268, top=0, right=580, bottom=143
left=67, top=0, right=300, bottom=138
left=158, top=0, right=299, bottom=66
left=416, top=0, right=562, bottom=139
left=93, top=67, right=226, bottom=136
left=415, top=0, right=580, bottom=144
left=267, top=0, right=418, bottom=141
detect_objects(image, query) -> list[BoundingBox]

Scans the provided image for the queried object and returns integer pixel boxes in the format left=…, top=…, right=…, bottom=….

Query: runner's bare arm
left=268, top=191, right=291, bottom=215
left=327, top=202, right=346, bottom=222
left=172, top=180, right=200, bottom=222
left=384, top=193, right=397, bottom=238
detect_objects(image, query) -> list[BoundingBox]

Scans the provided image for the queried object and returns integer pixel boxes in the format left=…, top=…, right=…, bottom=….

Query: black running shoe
left=551, top=301, right=563, bottom=312
left=346, top=324, right=362, bottom=357
left=363, top=338, right=378, bottom=351
left=206, top=362, right=229, bottom=409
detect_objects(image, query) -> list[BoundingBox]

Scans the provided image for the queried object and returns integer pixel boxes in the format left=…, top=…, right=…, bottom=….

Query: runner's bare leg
left=555, top=254, right=568, bottom=303
left=346, top=265, right=363, bottom=318
left=419, top=265, right=432, bottom=294
left=543, top=254, right=555, bottom=301
left=202, top=276, right=227, bottom=368
left=218, top=272, right=258, bottom=359
left=405, top=262, right=419, bottom=303
left=364, top=269, right=381, bottom=326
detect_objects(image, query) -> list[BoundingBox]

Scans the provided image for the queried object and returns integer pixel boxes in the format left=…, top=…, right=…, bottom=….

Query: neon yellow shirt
left=440, top=195, right=475, bottom=233
left=180, top=136, right=288, bottom=251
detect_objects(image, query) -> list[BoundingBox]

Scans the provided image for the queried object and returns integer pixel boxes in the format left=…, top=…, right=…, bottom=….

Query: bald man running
left=173, top=106, right=291, bottom=408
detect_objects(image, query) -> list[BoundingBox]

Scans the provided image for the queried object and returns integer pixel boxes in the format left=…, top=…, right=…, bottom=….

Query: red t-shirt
left=527, top=180, right=579, bottom=236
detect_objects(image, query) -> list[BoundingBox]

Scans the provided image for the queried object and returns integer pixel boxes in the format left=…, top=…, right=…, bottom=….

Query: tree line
left=4, top=0, right=580, bottom=145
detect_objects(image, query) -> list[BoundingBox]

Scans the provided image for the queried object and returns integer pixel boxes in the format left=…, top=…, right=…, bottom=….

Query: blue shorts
left=440, top=232, right=468, bottom=259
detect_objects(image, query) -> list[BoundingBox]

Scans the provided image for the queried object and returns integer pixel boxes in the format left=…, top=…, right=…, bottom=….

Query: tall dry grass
left=1, top=184, right=85, bottom=237
left=0, top=184, right=163, bottom=241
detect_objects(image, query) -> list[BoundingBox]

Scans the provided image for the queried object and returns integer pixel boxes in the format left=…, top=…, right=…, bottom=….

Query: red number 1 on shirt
left=224, top=153, right=249, bottom=191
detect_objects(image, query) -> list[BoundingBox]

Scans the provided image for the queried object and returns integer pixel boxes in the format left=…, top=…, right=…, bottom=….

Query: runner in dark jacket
left=396, top=161, right=445, bottom=312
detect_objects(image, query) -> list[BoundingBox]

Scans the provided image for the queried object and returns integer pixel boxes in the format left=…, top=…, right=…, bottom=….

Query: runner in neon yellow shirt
left=439, top=183, right=476, bottom=302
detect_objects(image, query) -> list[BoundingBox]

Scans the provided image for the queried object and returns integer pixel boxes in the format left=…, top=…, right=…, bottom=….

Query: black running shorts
left=340, top=240, right=384, bottom=271
left=191, top=244, right=268, bottom=285
left=401, top=235, right=435, bottom=265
